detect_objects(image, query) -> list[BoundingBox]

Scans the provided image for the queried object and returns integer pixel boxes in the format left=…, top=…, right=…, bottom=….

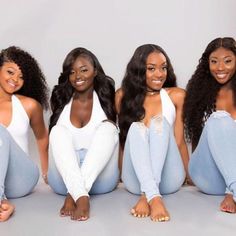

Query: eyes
left=209, top=58, right=233, bottom=65
left=70, top=68, right=89, bottom=75
left=7, top=69, right=23, bottom=80
left=146, top=65, right=167, bottom=72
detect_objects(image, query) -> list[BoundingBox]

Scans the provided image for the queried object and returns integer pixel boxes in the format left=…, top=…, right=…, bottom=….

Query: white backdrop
left=1, top=0, right=235, bottom=160
left=1, top=0, right=236, bottom=90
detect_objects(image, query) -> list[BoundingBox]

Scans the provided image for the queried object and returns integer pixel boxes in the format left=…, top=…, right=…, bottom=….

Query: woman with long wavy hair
left=184, top=37, right=236, bottom=213
left=116, top=44, right=189, bottom=222
left=0, top=46, right=49, bottom=222
left=48, top=48, right=119, bottom=221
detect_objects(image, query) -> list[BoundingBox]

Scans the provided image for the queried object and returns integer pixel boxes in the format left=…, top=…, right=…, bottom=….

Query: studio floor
left=1, top=181, right=235, bottom=236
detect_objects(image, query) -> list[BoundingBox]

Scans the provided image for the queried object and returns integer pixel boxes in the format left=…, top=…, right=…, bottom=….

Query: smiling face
left=0, top=61, right=24, bottom=95
left=209, top=47, right=236, bottom=85
left=69, top=55, right=97, bottom=93
left=145, top=51, right=168, bottom=91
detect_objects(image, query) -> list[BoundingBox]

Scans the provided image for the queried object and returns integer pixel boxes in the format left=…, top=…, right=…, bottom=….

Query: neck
left=73, top=88, right=93, bottom=102
left=146, top=88, right=160, bottom=95
left=0, top=89, right=12, bottom=101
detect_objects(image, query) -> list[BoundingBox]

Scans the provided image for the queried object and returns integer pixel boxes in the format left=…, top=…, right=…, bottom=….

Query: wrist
left=42, top=173, right=48, bottom=182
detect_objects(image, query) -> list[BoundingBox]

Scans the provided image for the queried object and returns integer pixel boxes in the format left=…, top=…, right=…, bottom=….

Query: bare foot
left=0, top=200, right=15, bottom=222
left=149, top=196, right=170, bottom=222
left=60, top=194, right=76, bottom=217
left=71, top=196, right=90, bottom=221
left=220, top=194, right=236, bottom=213
left=131, top=195, right=150, bottom=218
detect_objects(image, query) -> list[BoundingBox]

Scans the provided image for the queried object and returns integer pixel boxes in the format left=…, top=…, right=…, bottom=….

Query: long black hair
left=119, top=44, right=177, bottom=148
left=183, top=37, right=236, bottom=148
left=49, top=47, right=116, bottom=131
left=0, top=46, right=49, bottom=109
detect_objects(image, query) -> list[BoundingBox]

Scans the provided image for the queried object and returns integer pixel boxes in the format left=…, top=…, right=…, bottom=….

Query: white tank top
left=57, top=92, right=107, bottom=150
left=7, top=95, right=30, bottom=154
left=160, top=89, right=176, bottom=126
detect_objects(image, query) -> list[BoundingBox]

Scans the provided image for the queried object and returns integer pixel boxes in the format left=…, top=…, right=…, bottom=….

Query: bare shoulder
left=165, top=87, right=186, bottom=105
left=15, top=95, right=43, bottom=116
left=115, top=88, right=124, bottom=114
left=115, top=88, right=124, bottom=100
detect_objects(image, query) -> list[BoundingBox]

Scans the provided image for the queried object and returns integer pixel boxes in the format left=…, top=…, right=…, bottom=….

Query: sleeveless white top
left=160, top=89, right=176, bottom=126
left=7, top=95, right=30, bottom=154
left=57, top=92, right=107, bottom=150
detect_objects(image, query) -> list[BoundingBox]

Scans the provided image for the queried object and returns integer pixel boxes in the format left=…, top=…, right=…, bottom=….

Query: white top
left=57, top=91, right=107, bottom=150
left=160, top=88, right=176, bottom=126
left=7, top=95, right=30, bottom=154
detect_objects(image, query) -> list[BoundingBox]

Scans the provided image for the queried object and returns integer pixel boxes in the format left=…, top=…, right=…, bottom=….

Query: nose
left=75, top=71, right=81, bottom=79
left=11, top=75, right=19, bottom=82
left=217, top=61, right=225, bottom=71
left=155, top=68, right=163, bottom=77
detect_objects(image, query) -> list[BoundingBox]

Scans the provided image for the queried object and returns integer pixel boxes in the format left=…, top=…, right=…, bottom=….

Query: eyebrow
left=6, top=66, right=17, bottom=70
left=210, top=55, right=234, bottom=59
left=71, top=65, right=87, bottom=70
left=146, top=62, right=167, bottom=66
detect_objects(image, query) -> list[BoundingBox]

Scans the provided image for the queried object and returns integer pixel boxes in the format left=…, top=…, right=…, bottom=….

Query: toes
left=130, top=208, right=136, bottom=215
left=60, top=209, right=66, bottom=217
left=151, top=215, right=170, bottom=222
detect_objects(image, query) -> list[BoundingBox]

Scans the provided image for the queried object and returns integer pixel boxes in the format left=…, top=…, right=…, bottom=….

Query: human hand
left=42, top=173, right=48, bottom=184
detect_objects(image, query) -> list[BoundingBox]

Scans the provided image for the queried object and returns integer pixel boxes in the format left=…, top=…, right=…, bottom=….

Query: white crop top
left=7, top=95, right=30, bottom=154
left=57, top=92, right=107, bottom=150
left=160, top=89, right=176, bottom=126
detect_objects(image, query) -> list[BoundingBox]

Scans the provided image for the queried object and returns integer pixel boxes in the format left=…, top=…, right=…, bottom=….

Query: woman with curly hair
left=184, top=37, right=236, bottom=213
left=48, top=47, right=119, bottom=221
left=0, top=46, right=49, bottom=222
left=116, top=44, right=188, bottom=222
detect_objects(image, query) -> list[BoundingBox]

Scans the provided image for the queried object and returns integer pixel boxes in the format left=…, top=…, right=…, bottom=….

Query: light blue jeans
left=189, top=111, right=236, bottom=201
left=48, top=121, right=119, bottom=199
left=122, top=116, right=185, bottom=202
left=0, top=125, right=39, bottom=201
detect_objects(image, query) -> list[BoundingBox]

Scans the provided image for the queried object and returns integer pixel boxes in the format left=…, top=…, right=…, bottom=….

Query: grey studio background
left=1, top=0, right=236, bottom=235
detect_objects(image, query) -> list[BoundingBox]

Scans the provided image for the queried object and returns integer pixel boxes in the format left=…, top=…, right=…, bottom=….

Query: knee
left=127, top=122, right=147, bottom=140
left=100, top=120, right=119, bottom=133
left=96, top=120, right=119, bottom=142
left=50, top=125, right=68, bottom=139
left=0, top=125, right=10, bottom=140
left=207, top=111, right=233, bottom=128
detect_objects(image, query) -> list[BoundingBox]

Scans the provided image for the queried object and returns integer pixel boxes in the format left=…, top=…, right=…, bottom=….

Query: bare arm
left=115, top=88, right=124, bottom=175
left=22, top=97, right=49, bottom=182
left=171, top=88, right=192, bottom=184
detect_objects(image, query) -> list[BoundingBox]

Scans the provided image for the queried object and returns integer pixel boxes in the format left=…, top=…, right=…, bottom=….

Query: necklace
left=146, top=88, right=160, bottom=95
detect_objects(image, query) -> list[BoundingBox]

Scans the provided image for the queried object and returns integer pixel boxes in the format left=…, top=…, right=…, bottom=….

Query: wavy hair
left=183, top=37, right=236, bottom=148
left=0, top=46, right=49, bottom=109
left=49, top=47, right=116, bottom=131
left=119, top=44, right=177, bottom=148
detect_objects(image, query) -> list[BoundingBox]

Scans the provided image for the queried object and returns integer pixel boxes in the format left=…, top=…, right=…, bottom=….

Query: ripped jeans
left=122, top=116, right=185, bottom=202
left=189, top=111, right=236, bottom=201
left=0, top=125, right=39, bottom=203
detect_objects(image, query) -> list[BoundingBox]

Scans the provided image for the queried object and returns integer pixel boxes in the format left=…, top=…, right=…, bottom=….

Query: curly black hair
left=49, top=47, right=116, bottom=131
left=0, top=46, right=49, bottom=109
left=183, top=37, right=236, bottom=148
left=119, top=44, right=177, bottom=148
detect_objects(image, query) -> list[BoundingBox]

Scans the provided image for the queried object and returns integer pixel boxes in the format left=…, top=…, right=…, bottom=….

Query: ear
left=94, top=69, right=97, bottom=77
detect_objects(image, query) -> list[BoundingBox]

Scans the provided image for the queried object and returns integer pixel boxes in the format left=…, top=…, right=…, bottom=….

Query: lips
left=151, top=79, right=163, bottom=84
left=216, top=73, right=228, bottom=79
left=75, top=80, right=85, bottom=85
left=7, top=80, right=17, bottom=88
